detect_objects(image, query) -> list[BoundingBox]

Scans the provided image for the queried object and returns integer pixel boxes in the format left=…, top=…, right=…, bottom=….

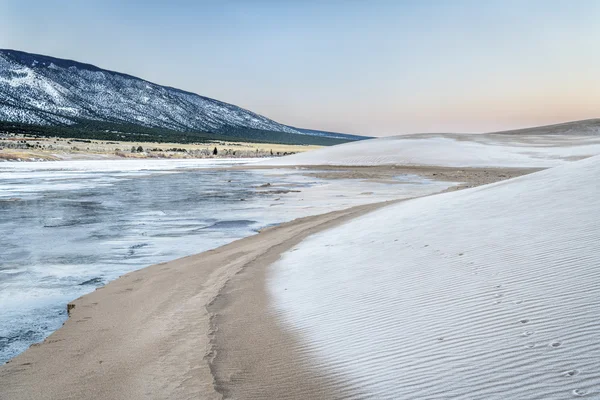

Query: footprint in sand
left=550, top=341, right=563, bottom=348
left=519, top=319, right=530, bottom=324
left=524, top=342, right=536, bottom=348
left=572, top=389, right=588, bottom=397
left=521, top=331, right=535, bottom=337
left=563, top=369, right=580, bottom=377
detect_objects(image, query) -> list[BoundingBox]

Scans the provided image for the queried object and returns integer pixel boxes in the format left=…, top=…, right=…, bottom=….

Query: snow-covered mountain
left=0, top=49, right=365, bottom=143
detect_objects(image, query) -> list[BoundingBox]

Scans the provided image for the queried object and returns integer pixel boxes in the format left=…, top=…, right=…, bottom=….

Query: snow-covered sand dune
left=269, top=155, right=600, bottom=399
left=262, top=121, right=600, bottom=167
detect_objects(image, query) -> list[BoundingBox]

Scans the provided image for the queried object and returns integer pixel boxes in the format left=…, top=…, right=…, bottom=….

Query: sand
left=286, top=165, right=539, bottom=190
left=0, top=165, right=527, bottom=399
left=207, top=201, right=390, bottom=400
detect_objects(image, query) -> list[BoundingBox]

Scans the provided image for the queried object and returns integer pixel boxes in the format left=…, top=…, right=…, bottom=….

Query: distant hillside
left=0, top=49, right=367, bottom=145
left=488, top=119, right=600, bottom=136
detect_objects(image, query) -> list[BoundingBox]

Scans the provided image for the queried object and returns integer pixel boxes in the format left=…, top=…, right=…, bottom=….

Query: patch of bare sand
left=243, top=164, right=540, bottom=190
left=207, top=202, right=389, bottom=400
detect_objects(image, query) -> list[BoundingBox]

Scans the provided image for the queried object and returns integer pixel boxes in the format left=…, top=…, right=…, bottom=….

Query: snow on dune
left=269, top=155, right=600, bottom=399
left=261, top=133, right=600, bottom=168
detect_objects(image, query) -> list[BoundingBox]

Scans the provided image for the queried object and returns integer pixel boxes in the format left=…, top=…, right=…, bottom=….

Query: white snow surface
left=269, top=155, right=600, bottom=399
left=262, top=131, right=600, bottom=168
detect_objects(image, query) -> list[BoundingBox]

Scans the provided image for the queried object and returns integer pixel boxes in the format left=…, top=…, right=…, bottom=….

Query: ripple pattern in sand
left=269, top=156, right=600, bottom=399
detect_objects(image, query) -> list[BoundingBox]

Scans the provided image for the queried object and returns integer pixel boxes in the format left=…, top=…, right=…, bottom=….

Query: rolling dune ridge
left=261, top=120, right=600, bottom=168
left=268, top=155, right=600, bottom=399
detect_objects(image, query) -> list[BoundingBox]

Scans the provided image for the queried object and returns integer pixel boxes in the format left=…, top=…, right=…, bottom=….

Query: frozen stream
left=0, top=158, right=451, bottom=363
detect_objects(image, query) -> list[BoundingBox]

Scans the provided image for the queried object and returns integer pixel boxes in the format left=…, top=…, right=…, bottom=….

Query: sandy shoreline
left=0, top=199, right=395, bottom=400
left=0, top=166, right=534, bottom=399
left=207, top=201, right=390, bottom=400
left=203, top=167, right=533, bottom=399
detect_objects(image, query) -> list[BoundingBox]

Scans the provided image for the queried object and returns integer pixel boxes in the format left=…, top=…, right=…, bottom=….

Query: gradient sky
left=1, top=0, right=599, bottom=136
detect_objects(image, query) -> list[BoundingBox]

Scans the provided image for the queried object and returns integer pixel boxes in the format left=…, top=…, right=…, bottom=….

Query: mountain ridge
left=0, top=49, right=367, bottom=145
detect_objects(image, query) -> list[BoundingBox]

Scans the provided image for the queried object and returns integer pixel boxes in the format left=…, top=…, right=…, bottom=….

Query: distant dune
left=262, top=119, right=600, bottom=167
left=488, top=118, right=600, bottom=136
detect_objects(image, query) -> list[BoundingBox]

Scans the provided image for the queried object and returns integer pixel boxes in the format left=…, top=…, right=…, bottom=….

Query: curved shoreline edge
left=0, top=197, right=397, bottom=400
left=0, top=166, right=534, bottom=400
left=204, top=168, right=535, bottom=399
left=206, top=200, right=395, bottom=400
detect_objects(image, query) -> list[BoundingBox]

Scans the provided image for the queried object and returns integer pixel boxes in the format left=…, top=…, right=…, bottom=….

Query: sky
left=1, top=0, right=599, bottom=136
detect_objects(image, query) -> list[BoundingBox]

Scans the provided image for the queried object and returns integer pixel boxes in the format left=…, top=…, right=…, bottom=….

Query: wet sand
left=240, top=164, right=540, bottom=190
left=293, top=165, right=539, bottom=189
left=0, top=166, right=534, bottom=400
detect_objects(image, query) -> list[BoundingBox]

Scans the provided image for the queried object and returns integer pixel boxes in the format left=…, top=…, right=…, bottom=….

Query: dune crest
left=261, top=120, right=600, bottom=167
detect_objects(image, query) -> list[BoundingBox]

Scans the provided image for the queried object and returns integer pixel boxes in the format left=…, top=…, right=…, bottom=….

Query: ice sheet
left=0, top=159, right=451, bottom=364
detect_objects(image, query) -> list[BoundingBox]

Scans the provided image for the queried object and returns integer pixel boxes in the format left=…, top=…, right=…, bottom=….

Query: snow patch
left=270, top=155, right=600, bottom=399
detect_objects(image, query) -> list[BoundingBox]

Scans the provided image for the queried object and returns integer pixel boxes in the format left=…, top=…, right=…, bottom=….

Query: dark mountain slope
left=0, top=49, right=367, bottom=145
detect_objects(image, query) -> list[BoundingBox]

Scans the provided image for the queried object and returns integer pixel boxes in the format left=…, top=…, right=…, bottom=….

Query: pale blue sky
left=1, top=0, right=599, bottom=136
